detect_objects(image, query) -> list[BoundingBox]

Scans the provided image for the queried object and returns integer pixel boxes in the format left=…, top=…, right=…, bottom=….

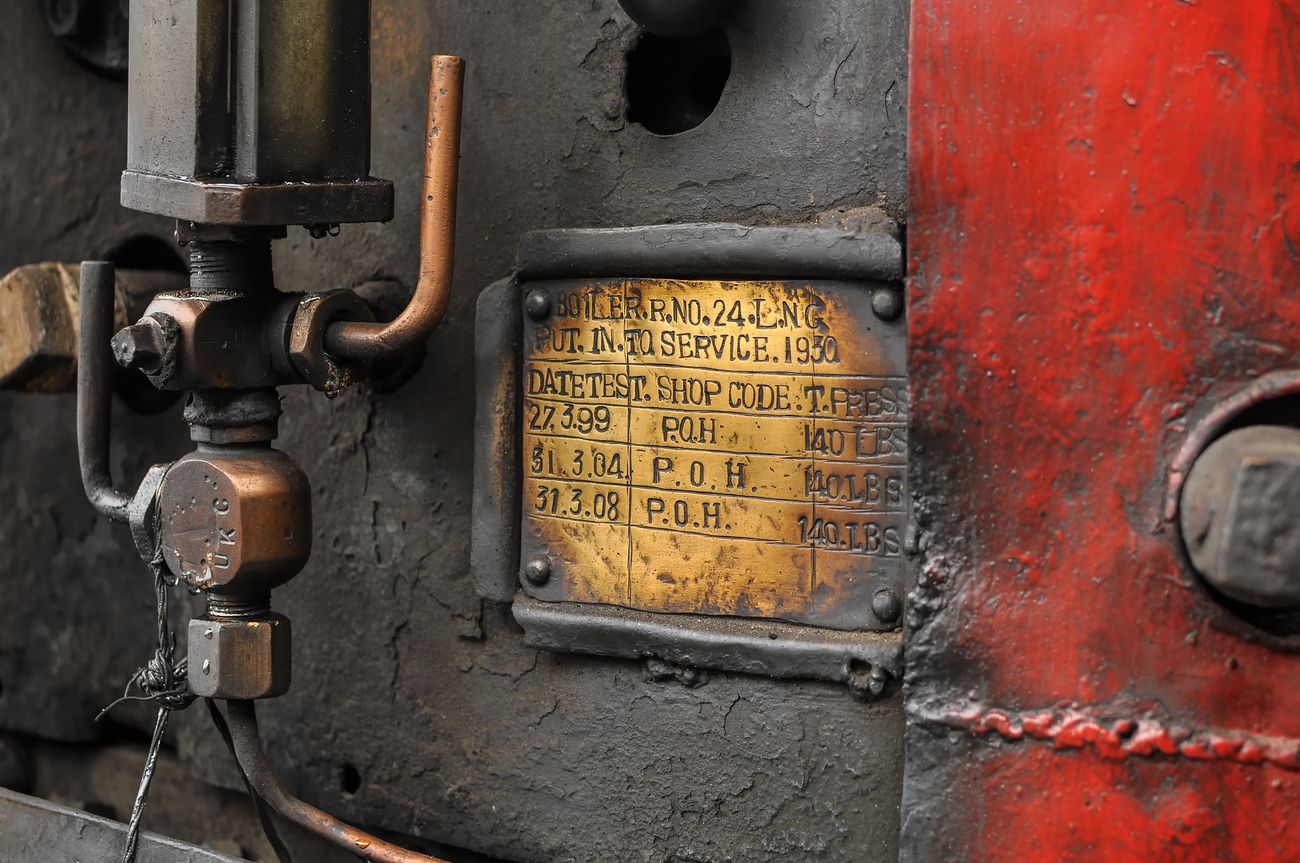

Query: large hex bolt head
left=0, top=264, right=182, bottom=393
left=188, top=614, right=292, bottom=700
left=1180, top=425, right=1300, bottom=608
left=158, top=447, right=312, bottom=595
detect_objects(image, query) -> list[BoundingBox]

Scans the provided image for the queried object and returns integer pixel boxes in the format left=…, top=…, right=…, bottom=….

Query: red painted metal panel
left=903, top=2, right=1300, bottom=859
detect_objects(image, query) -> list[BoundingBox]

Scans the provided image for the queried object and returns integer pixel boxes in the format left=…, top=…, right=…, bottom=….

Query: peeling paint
left=919, top=704, right=1300, bottom=770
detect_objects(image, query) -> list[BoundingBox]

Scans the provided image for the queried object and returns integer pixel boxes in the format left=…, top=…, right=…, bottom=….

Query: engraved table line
left=528, top=510, right=803, bottom=547
left=524, top=428, right=908, bottom=460
left=622, top=278, right=634, bottom=603
left=524, top=472, right=907, bottom=511
left=522, top=392, right=909, bottom=423
left=527, top=356, right=906, bottom=380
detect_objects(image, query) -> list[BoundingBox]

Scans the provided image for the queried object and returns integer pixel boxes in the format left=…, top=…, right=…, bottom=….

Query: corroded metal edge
left=470, top=278, right=523, bottom=602
left=515, top=223, right=904, bottom=283
left=0, top=786, right=247, bottom=862
left=513, top=593, right=903, bottom=684
left=120, top=171, right=395, bottom=226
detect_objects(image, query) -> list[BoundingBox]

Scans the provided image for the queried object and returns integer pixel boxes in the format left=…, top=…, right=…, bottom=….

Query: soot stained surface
left=0, top=1, right=908, bottom=860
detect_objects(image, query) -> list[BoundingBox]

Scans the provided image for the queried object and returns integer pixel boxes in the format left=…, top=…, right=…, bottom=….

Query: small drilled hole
left=626, top=28, right=731, bottom=135
left=340, top=764, right=362, bottom=796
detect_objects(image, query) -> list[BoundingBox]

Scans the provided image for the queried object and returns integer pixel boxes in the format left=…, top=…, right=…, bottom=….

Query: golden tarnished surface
left=521, top=278, right=907, bottom=631
left=0, top=263, right=137, bottom=392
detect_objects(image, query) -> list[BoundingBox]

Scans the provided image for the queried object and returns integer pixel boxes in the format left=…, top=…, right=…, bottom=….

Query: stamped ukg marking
left=521, top=278, right=907, bottom=630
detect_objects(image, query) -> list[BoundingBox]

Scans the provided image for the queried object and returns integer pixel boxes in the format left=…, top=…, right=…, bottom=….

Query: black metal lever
left=77, top=261, right=131, bottom=522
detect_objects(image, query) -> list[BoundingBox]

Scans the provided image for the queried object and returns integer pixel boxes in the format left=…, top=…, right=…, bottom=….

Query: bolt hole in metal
left=625, top=27, right=731, bottom=135
left=1175, top=380, right=1300, bottom=644
left=42, top=0, right=128, bottom=78
left=340, top=764, right=362, bottom=796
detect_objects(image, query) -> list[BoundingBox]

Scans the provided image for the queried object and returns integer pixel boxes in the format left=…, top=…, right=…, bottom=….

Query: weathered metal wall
left=904, top=2, right=1300, bottom=860
left=0, top=2, right=909, bottom=860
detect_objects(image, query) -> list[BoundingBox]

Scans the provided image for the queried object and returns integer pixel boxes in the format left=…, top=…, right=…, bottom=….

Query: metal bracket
left=0, top=786, right=245, bottom=863
left=514, top=593, right=902, bottom=695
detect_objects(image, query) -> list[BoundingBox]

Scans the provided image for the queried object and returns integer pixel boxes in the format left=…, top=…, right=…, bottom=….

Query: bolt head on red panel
left=1180, top=425, right=1300, bottom=608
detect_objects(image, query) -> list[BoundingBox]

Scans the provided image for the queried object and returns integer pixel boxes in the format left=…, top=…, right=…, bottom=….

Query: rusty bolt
left=524, top=289, right=552, bottom=320
left=187, top=614, right=291, bottom=700
left=523, top=557, right=552, bottom=586
left=110, top=317, right=169, bottom=373
left=1180, top=425, right=1300, bottom=608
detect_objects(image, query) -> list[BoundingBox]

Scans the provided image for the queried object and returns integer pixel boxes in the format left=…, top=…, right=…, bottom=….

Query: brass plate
left=520, top=278, right=906, bottom=631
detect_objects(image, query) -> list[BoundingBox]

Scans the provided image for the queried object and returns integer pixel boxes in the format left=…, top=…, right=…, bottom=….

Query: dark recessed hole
left=107, top=234, right=187, bottom=276
left=44, top=0, right=129, bottom=79
left=340, top=763, right=362, bottom=796
left=625, top=27, right=730, bottom=135
left=1215, top=392, right=1300, bottom=435
left=1206, top=590, right=1300, bottom=640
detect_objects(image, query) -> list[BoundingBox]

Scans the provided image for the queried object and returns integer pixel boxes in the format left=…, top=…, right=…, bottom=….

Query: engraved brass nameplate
left=519, top=278, right=906, bottom=631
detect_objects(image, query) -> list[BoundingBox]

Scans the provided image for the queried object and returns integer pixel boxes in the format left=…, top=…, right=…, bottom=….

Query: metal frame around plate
left=471, top=223, right=906, bottom=689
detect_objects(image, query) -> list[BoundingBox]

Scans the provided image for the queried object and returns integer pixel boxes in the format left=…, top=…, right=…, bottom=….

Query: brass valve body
left=157, top=446, right=312, bottom=595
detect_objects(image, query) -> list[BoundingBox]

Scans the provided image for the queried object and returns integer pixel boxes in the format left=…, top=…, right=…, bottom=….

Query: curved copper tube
left=224, top=700, right=450, bottom=863
left=325, top=55, right=464, bottom=360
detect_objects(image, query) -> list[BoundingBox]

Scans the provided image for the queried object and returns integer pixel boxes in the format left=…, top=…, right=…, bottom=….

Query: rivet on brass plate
left=524, top=288, right=552, bottom=320
left=523, top=557, right=552, bottom=586
left=871, top=288, right=903, bottom=321
left=871, top=588, right=902, bottom=622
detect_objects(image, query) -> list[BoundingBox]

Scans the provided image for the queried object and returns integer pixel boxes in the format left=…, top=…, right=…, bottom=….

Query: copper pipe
left=224, top=700, right=450, bottom=863
left=325, top=55, right=464, bottom=360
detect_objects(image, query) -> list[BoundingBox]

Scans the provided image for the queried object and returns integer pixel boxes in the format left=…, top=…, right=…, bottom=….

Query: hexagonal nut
left=188, top=614, right=291, bottom=700
left=1180, top=425, right=1300, bottom=608
left=127, top=462, right=172, bottom=562
left=158, top=448, right=311, bottom=594
left=287, top=291, right=374, bottom=396
left=111, top=314, right=178, bottom=375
